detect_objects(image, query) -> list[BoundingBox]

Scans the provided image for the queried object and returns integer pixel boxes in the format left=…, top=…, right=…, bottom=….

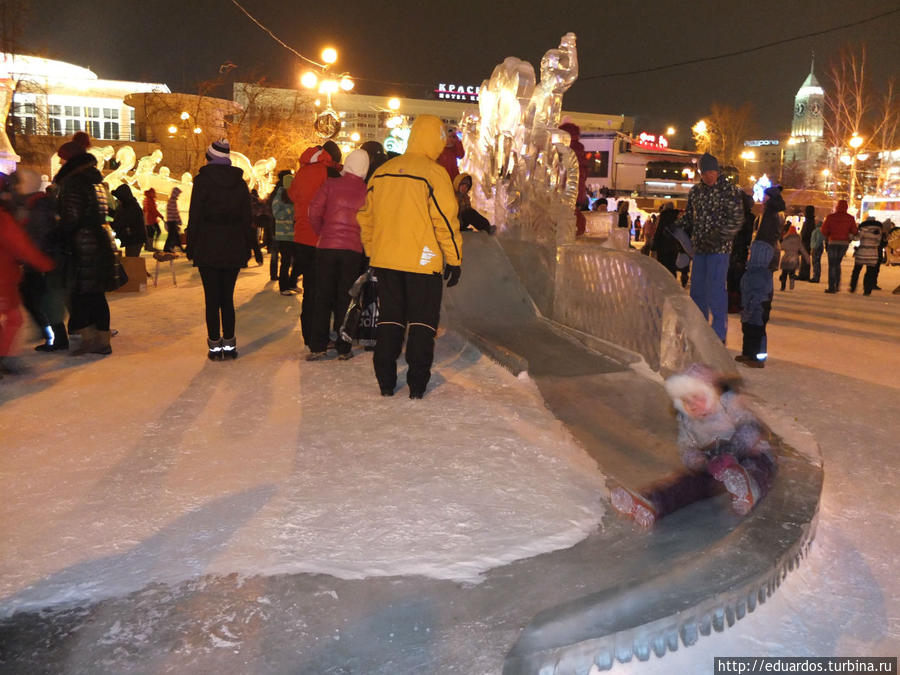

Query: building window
left=12, top=102, right=37, bottom=135
left=585, top=151, right=609, bottom=178
left=129, top=107, right=136, bottom=141
left=64, top=119, right=83, bottom=135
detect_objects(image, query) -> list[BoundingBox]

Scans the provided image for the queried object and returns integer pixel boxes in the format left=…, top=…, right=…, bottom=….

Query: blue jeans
left=689, top=252, right=730, bottom=341
left=826, top=243, right=849, bottom=291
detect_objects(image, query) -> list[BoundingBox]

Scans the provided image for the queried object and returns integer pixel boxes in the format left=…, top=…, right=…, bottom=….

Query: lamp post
left=847, top=133, right=864, bottom=214
left=167, top=110, right=203, bottom=175
left=300, top=47, right=354, bottom=140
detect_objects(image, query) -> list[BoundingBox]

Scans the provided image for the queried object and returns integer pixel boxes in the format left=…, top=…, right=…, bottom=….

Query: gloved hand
left=443, top=264, right=461, bottom=287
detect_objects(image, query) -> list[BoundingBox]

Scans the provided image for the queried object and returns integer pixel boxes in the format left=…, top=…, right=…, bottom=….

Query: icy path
left=0, top=259, right=605, bottom=618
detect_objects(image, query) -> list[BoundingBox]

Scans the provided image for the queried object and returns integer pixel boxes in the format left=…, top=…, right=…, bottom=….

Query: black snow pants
left=372, top=267, right=443, bottom=397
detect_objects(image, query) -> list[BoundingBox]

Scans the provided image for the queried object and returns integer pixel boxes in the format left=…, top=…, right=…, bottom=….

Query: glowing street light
left=847, top=133, right=865, bottom=211
left=388, top=97, right=401, bottom=111
left=350, top=131, right=361, bottom=142
left=300, top=71, right=318, bottom=89
left=321, top=47, right=338, bottom=65
left=168, top=125, right=178, bottom=135
left=666, top=126, right=676, bottom=136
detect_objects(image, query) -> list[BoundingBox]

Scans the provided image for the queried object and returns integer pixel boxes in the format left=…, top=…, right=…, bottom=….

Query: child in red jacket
left=0, top=200, right=54, bottom=373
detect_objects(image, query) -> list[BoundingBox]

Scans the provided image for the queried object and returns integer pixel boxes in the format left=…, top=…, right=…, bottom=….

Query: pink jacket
left=308, top=173, right=367, bottom=253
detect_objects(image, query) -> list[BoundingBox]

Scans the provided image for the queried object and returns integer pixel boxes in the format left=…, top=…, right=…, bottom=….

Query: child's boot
left=222, top=336, right=237, bottom=360
left=207, top=337, right=224, bottom=361
left=709, top=455, right=760, bottom=515
left=610, top=485, right=658, bottom=528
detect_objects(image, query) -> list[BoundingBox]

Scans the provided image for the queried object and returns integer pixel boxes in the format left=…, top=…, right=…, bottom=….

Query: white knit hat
left=341, top=149, right=370, bottom=179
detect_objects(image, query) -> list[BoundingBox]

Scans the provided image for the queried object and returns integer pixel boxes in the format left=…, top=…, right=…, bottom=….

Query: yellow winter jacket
left=358, top=115, right=461, bottom=274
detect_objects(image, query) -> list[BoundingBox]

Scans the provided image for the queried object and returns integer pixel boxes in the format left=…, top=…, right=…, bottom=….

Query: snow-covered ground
left=1, top=254, right=898, bottom=670
left=0, top=257, right=606, bottom=618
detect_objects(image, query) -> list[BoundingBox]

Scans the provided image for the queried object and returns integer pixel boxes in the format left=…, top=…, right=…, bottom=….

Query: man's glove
left=443, top=264, right=461, bottom=287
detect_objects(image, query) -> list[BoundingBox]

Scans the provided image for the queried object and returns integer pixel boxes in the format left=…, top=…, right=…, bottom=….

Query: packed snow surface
left=0, top=260, right=606, bottom=617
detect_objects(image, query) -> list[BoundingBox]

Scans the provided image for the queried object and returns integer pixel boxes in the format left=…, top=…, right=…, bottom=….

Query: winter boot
left=70, top=326, right=98, bottom=355
left=35, top=324, right=69, bottom=352
left=90, top=330, right=112, bottom=355
left=709, top=455, right=760, bottom=516
left=207, top=337, right=224, bottom=361
left=222, top=336, right=237, bottom=360
left=610, top=485, right=658, bottom=528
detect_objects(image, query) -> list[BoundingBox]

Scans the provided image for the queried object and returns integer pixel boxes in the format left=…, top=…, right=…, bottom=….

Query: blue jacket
left=271, top=185, right=295, bottom=242
left=741, top=240, right=774, bottom=325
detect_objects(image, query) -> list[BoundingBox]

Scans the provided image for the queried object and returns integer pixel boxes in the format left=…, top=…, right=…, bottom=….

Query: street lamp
left=848, top=133, right=865, bottom=213
left=666, top=126, right=676, bottom=136
left=300, top=47, right=354, bottom=139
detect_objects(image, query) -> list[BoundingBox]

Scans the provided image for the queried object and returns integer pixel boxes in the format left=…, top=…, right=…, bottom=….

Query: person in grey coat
left=849, top=215, right=883, bottom=295
left=778, top=225, right=810, bottom=291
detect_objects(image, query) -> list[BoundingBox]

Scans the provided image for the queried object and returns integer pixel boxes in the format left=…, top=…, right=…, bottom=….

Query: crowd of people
left=0, top=119, right=469, bottom=398
left=633, top=152, right=898, bottom=368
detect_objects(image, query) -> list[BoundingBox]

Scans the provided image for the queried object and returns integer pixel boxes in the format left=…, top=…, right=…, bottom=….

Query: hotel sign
left=634, top=132, right=669, bottom=150
left=435, top=83, right=480, bottom=102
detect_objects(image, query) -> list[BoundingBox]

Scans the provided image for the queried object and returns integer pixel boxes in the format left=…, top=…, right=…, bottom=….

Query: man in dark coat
left=111, top=184, right=146, bottom=257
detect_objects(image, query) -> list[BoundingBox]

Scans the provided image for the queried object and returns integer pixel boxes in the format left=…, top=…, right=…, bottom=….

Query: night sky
left=19, top=0, right=900, bottom=144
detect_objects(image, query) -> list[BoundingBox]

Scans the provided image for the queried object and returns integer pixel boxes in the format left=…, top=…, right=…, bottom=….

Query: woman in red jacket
left=305, top=149, right=369, bottom=360
left=0, top=194, right=54, bottom=373
left=820, top=199, right=858, bottom=294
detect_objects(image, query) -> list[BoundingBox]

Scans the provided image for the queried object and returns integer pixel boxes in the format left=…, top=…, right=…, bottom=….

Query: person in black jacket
left=185, top=139, right=254, bottom=361
left=54, top=133, right=116, bottom=356
left=111, top=184, right=146, bottom=257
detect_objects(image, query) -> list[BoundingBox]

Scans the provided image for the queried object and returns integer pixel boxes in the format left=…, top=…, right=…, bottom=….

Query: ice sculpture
left=460, top=33, right=580, bottom=244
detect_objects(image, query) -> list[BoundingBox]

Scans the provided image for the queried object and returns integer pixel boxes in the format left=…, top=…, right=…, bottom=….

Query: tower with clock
left=783, top=55, right=826, bottom=187
left=790, top=55, right=825, bottom=139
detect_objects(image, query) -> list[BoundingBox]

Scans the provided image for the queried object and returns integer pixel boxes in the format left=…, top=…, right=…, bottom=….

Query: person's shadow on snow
left=0, top=485, right=276, bottom=618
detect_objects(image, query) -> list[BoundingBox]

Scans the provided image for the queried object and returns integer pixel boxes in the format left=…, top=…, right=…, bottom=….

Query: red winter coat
left=308, top=173, right=366, bottom=253
left=0, top=208, right=54, bottom=311
left=821, top=199, right=858, bottom=244
left=143, top=189, right=164, bottom=226
left=288, top=147, right=333, bottom=246
left=437, top=135, right=465, bottom=181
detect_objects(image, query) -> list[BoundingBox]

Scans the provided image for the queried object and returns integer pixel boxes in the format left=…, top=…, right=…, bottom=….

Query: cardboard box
left=116, top=256, right=148, bottom=292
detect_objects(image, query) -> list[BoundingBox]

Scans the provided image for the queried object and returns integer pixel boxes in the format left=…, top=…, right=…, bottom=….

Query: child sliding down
left=611, top=364, right=777, bottom=527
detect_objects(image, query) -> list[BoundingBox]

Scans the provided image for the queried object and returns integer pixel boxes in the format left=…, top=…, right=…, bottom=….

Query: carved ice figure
left=87, top=145, right=114, bottom=172
left=230, top=151, right=256, bottom=192
left=252, top=157, right=277, bottom=198
left=102, top=145, right=137, bottom=189
left=459, top=33, right=580, bottom=241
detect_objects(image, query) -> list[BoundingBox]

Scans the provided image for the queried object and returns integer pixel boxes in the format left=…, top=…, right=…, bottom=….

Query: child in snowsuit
left=611, top=364, right=776, bottom=527
left=778, top=225, right=810, bottom=291
left=737, top=240, right=775, bottom=368
left=453, top=173, right=494, bottom=234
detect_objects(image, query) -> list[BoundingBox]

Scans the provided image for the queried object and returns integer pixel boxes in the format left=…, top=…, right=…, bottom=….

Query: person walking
left=185, top=139, right=254, bottom=361
left=54, top=137, right=117, bottom=355
left=679, top=153, right=743, bottom=341
left=142, top=188, right=163, bottom=251
left=809, top=219, right=825, bottom=283
left=797, top=205, right=815, bottom=281
left=163, top=187, right=184, bottom=253
left=0, top=178, right=55, bottom=373
left=820, top=199, right=858, bottom=294
left=10, top=168, right=69, bottom=352
left=110, top=184, right=146, bottom=257
left=358, top=115, right=462, bottom=399
left=306, top=149, right=370, bottom=361
left=849, top=214, right=883, bottom=295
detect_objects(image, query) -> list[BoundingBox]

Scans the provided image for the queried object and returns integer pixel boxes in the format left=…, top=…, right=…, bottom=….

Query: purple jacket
left=309, top=174, right=366, bottom=253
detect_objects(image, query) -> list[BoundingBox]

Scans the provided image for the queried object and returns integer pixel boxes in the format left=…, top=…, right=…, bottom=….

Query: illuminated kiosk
left=441, top=34, right=822, bottom=672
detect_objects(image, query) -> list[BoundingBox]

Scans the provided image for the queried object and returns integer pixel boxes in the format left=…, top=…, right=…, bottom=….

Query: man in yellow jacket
left=358, top=115, right=462, bottom=399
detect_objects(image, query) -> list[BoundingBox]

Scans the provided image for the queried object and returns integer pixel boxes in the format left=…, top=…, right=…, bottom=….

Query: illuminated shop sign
left=744, top=139, right=780, bottom=147
left=634, top=132, right=669, bottom=150
left=435, top=83, right=480, bottom=102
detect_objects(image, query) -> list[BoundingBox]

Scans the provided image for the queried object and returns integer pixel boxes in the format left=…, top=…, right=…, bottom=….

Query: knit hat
left=747, top=239, right=774, bottom=268
left=699, top=152, right=719, bottom=173
left=206, top=139, right=231, bottom=165
left=665, top=364, right=720, bottom=415
left=341, top=149, right=369, bottom=180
